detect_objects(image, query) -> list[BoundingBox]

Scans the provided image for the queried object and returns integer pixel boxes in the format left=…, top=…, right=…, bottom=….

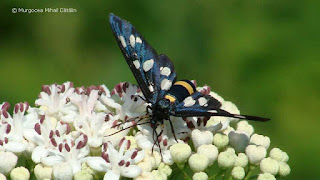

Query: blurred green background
left=1, top=0, right=319, bottom=179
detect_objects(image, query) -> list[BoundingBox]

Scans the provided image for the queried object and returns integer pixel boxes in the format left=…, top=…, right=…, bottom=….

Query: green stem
left=244, top=166, right=255, bottom=180
left=208, top=169, right=224, bottom=180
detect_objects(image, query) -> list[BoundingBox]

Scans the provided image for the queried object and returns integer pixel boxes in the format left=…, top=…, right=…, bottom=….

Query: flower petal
left=121, top=165, right=142, bottom=178
left=32, top=146, right=49, bottom=163
left=104, top=170, right=120, bottom=180
left=87, top=157, right=110, bottom=172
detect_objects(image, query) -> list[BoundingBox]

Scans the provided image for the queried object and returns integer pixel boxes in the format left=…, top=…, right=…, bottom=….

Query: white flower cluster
left=0, top=82, right=290, bottom=180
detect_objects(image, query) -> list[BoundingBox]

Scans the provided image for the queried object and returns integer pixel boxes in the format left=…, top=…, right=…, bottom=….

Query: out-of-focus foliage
left=1, top=0, right=319, bottom=179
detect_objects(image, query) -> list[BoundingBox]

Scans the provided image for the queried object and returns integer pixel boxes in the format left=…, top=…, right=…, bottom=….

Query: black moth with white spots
left=109, top=13, right=269, bottom=143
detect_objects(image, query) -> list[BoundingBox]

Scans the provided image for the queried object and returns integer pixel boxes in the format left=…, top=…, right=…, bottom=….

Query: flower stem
left=244, top=166, right=255, bottom=180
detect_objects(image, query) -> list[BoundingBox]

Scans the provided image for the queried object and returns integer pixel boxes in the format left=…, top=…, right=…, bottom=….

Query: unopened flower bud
left=245, top=145, right=266, bottom=165
left=231, top=166, right=245, bottom=180
left=217, top=150, right=236, bottom=169
left=257, top=173, right=276, bottom=180
left=269, top=148, right=289, bottom=162
left=34, top=164, right=53, bottom=180
left=191, top=129, right=213, bottom=150
left=0, top=151, right=18, bottom=175
left=170, top=143, right=192, bottom=164
left=10, top=167, right=30, bottom=180
left=278, top=162, right=291, bottom=176
left=197, top=144, right=218, bottom=166
left=260, top=158, right=279, bottom=175
left=236, top=121, right=254, bottom=136
left=235, top=153, right=248, bottom=168
left=250, top=134, right=270, bottom=149
left=74, top=170, right=93, bottom=180
left=189, top=154, right=209, bottom=172
left=213, top=133, right=229, bottom=149
left=192, top=172, right=208, bottom=180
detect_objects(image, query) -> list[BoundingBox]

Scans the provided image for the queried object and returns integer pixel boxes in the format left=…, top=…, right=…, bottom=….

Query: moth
left=109, top=13, right=269, bottom=144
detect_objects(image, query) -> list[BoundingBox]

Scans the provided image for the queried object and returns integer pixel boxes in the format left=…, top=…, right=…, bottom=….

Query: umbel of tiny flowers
left=0, top=81, right=290, bottom=180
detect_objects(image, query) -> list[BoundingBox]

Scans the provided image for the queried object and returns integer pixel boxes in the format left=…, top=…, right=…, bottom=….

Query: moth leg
left=168, top=117, right=178, bottom=143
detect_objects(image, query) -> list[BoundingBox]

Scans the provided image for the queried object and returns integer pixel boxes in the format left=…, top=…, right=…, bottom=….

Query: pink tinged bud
left=4, top=137, right=8, bottom=144
left=118, top=160, right=125, bottom=166
left=51, top=138, right=57, bottom=147
left=112, top=120, right=118, bottom=128
left=55, top=130, right=60, bottom=137
left=2, top=111, right=9, bottom=118
left=65, top=124, right=71, bottom=135
left=119, top=137, right=125, bottom=148
left=111, top=90, right=115, bottom=95
left=69, top=82, right=74, bottom=87
left=0, top=140, right=3, bottom=146
left=24, top=102, right=29, bottom=111
left=83, top=135, right=88, bottom=145
left=19, top=102, right=24, bottom=112
left=131, top=151, right=138, bottom=159
left=2, top=102, right=10, bottom=111
left=163, top=139, right=168, bottom=146
left=14, top=104, right=19, bottom=114
left=49, top=130, right=54, bottom=138
left=60, top=84, right=66, bottom=93
left=65, top=143, right=71, bottom=152
left=40, top=115, right=45, bottom=124
left=127, top=140, right=131, bottom=150
left=125, top=161, right=130, bottom=167
left=103, top=143, right=108, bottom=151
left=6, top=124, right=11, bottom=134
left=76, top=141, right=83, bottom=149
left=102, top=152, right=110, bottom=163
left=35, top=123, right=41, bottom=135
left=59, top=143, right=63, bottom=152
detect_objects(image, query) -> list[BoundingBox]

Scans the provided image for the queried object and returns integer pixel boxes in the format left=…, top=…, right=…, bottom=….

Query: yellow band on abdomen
left=174, top=81, right=195, bottom=95
left=164, top=95, right=176, bottom=103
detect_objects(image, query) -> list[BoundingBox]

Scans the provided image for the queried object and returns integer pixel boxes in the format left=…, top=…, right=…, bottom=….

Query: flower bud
left=0, top=173, right=5, bottom=180
left=0, top=151, right=18, bottom=175
left=257, top=173, right=276, bottom=180
left=236, top=121, right=254, bottom=136
left=231, top=166, right=245, bottom=180
left=74, top=170, right=93, bottom=180
left=134, top=172, right=155, bottom=180
left=235, top=153, right=248, bottom=168
left=151, top=170, right=166, bottom=180
left=217, top=151, right=236, bottom=169
left=192, top=172, right=208, bottom=180
left=245, top=145, right=266, bottom=165
left=260, top=158, right=279, bottom=175
left=269, top=148, right=289, bottom=162
left=34, top=164, right=53, bottom=180
left=10, top=167, right=30, bottom=180
left=191, top=129, right=213, bottom=150
left=213, top=133, right=229, bottom=149
left=197, top=144, right=218, bottom=166
left=158, top=163, right=172, bottom=177
left=250, top=134, right=270, bottom=149
left=53, top=163, right=73, bottom=180
left=188, top=154, right=209, bottom=172
left=278, top=162, right=291, bottom=176
left=170, top=143, right=192, bottom=164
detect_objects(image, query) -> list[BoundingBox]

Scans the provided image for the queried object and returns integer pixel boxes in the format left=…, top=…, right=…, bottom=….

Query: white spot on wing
left=199, top=97, right=208, bottom=106
left=136, top=37, right=142, bottom=43
left=149, top=85, right=154, bottom=92
left=118, top=36, right=126, bottom=48
left=161, top=79, right=172, bottom=90
left=234, top=115, right=245, bottom=119
left=133, top=60, right=140, bottom=69
left=130, top=35, right=135, bottom=48
left=183, top=96, right=196, bottom=107
left=208, top=110, right=217, bottom=113
left=143, top=59, right=154, bottom=72
left=160, top=67, right=171, bottom=76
